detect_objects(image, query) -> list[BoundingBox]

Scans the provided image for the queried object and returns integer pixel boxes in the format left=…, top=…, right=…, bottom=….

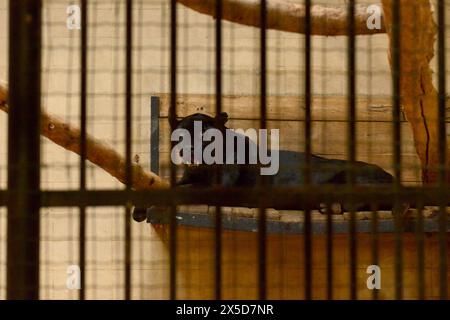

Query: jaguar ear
left=214, top=112, right=228, bottom=126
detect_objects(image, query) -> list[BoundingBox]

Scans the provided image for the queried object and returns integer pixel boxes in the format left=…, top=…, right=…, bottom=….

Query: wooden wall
left=152, top=225, right=449, bottom=300
left=155, top=94, right=429, bottom=185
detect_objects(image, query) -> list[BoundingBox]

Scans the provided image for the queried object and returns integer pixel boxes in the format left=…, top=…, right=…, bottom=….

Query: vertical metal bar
left=303, top=0, right=312, bottom=301
left=391, top=2, right=401, bottom=182
left=326, top=204, right=333, bottom=300
left=393, top=217, right=403, bottom=301
left=150, top=97, right=160, bottom=175
left=392, top=0, right=403, bottom=300
left=169, top=0, right=178, bottom=300
left=394, top=202, right=403, bottom=301
left=7, top=0, right=42, bottom=300
left=258, top=0, right=267, bottom=300
left=415, top=202, right=425, bottom=299
left=124, top=0, right=133, bottom=300
left=347, top=0, right=357, bottom=300
left=371, top=206, right=379, bottom=300
left=437, top=0, right=448, bottom=300
left=214, top=0, right=223, bottom=300
left=79, top=0, right=87, bottom=301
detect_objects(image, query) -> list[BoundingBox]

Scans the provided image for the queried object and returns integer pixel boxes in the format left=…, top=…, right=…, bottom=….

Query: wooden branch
left=0, top=80, right=169, bottom=190
left=177, top=0, right=386, bottom=36
left=382, top=0, right=450, bottom=184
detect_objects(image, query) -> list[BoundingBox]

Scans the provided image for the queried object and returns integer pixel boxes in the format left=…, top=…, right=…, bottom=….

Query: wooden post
left=382, top=0, right=450, bottom=184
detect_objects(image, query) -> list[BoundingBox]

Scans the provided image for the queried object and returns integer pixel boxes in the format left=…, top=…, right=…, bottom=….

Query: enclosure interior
left=0, top=0, right=449, bottom=299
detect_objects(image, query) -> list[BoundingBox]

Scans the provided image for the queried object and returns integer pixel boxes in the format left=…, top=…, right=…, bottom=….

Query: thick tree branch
left=382, top=0, right=450, bottom=184
left=177, top=0, right=386, bottom=36
left=0, top=80, right=169, bottom=190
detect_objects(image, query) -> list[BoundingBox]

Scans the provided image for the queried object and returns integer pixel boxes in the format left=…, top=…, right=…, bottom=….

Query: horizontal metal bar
left=147, top=211, right=449, bottom=235
left=0, top=187, right=448, bottom=208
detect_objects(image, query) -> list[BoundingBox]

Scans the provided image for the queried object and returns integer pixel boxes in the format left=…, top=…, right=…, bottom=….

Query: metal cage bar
left=347, top=0, right=357, bottom=300
left=437, top=0, right=448, bottom=300
left=79, top=0, right=88, bottom=301
left=214, top=0, right=223, bottom=301
left=6, top=0, right=42, bottom=300
left=391, top=0, right=403, bottom=300
left=326, top=203, right=333, bottom=299
left=258, top=0, right=268, bottom=300
left=371, top=205, right=379, bottom=300
left=124, top=0, right=133, bottom=300
left=1, top=187, right=449, bottom=208
left=303, top=0, right=313, bottom=301
left=415, top=202, right=425, bottom=299
left=169, top=0, right=178, bottom=301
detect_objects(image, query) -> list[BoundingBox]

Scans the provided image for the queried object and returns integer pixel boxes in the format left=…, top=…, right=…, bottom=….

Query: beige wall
left=0, top=0, right=448, bottom=299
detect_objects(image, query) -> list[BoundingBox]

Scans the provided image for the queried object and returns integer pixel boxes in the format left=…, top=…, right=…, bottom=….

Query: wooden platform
left=148, top=205, right=449, bottom=234
left=150, top=222, right=449, bottom=299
